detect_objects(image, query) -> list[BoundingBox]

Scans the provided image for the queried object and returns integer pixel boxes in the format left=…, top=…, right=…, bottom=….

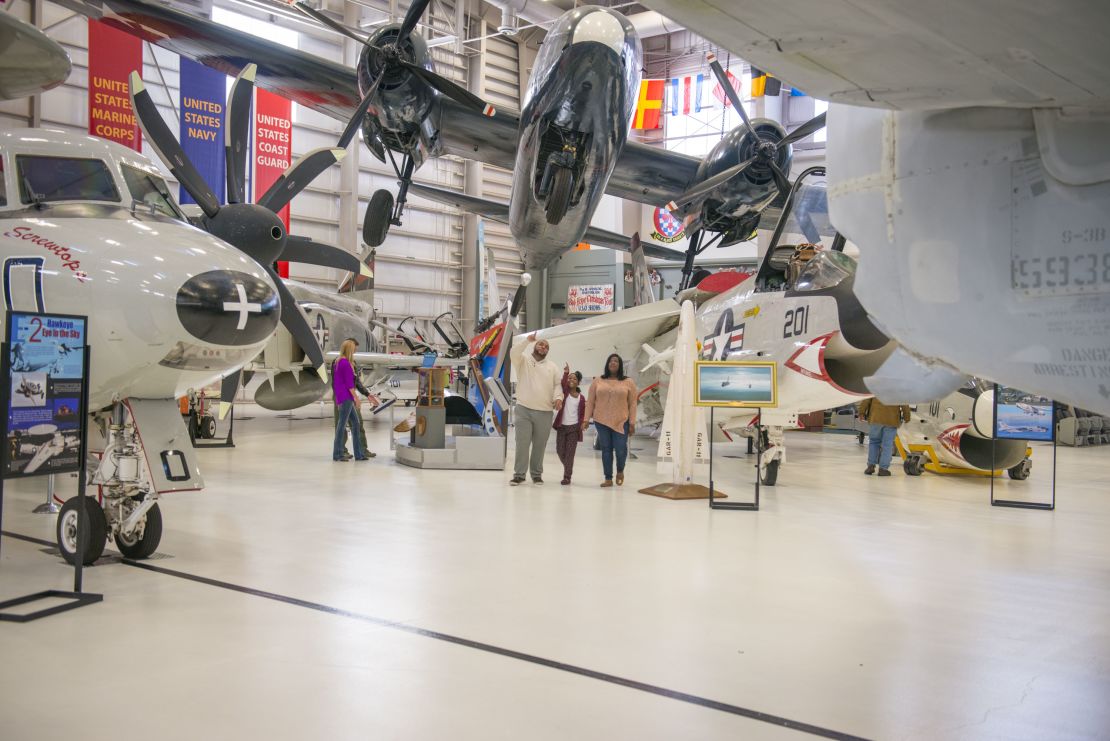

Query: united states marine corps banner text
left=87, top=20, right=141, bottom=150
left=253, top=89, right=292, bottom=277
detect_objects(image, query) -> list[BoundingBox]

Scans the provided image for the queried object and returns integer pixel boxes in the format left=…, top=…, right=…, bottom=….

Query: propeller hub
left=756, top=139, right=778, bottom=160
left=206, top=203, right=288, bottom=267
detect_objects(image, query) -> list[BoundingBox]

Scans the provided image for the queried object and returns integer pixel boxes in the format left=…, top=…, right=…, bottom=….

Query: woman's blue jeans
left=333, top=400, right=365, bottom=460
left=595, top=422, right=628, bottom=480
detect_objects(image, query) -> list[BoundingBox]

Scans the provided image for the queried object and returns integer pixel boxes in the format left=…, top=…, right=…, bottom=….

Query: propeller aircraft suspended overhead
left=51, top=0, right=826, bottom=282
left=636, top=0, right=1110, bottom=415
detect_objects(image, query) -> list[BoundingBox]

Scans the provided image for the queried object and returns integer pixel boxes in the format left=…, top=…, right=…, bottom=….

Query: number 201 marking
left=783, top=306, right=809, bottom=338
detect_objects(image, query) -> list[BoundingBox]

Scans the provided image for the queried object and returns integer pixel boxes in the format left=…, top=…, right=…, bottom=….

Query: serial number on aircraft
left=1011, top=253, right=1110, bottom=295
left=1061, top=227, right=1108, bottom=245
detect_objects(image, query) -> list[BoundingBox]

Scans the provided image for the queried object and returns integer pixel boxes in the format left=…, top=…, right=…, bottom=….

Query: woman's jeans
left=333, top=400, right=366, bottom=460
left=595, top=422, right=628, bottom=480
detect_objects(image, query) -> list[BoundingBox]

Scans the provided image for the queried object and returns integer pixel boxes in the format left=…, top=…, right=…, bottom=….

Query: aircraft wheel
left=200, top=415, right=217, bottom=439
left=760, top=458, right=780, bottom=487
left=56, top=496, right=108, bottom=566
left=904, top=454, right=925, bottom=476
left=363, top=190, right=394, bottom=247
left=114, top=499, right=162, bottom=559
left=1008, top=458, right=1032, bottom=480
left=545, top=166, right=573, bottom=225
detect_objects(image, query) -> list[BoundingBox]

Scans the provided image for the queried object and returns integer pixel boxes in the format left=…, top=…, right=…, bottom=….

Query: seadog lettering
left=4, top=226, right=89, bottom=282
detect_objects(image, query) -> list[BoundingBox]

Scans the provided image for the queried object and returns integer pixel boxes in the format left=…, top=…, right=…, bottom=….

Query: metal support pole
left=32, top=474, right=59, bottom=514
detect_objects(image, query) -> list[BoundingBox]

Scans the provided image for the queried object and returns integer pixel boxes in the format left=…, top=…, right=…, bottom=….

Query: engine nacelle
left=357, top=25, right=436, bottom=137
left=698, top=118, right=791, bottom=219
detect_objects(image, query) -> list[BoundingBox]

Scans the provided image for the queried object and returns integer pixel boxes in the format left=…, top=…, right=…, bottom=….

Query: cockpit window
left=17, top=155, right=121, bottom=204
left=121, top=164, right=184, bottom=220
left=793, top=251, right=856, bottom=292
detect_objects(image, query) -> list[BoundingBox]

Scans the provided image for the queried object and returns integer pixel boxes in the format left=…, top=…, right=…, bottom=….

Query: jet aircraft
left=52, top=0, right=825, bottom=286
left=1, top=128, right=284, bottom=565
left=896, top=381, right=1033, bottom=480
left=637, top=0, right=1110, bottom=416
left=525, top=171, right=893, bottom=485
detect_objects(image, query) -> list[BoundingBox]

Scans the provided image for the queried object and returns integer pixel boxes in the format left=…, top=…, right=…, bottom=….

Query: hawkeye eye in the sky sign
left=3, top=311, right=89, bottom=479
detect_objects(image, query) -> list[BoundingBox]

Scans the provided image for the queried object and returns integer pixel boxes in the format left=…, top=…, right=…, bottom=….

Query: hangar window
left=793, top=251, right=855, bottom=292
left=121, top=164, right=184, bottom=220
left=17, top=155, right=121, bottom=204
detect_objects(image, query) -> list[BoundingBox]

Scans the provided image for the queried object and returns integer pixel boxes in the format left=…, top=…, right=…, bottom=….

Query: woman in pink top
left=583, top=353, right=637, bottom=487
left=332, top=340, right=368, bottom=462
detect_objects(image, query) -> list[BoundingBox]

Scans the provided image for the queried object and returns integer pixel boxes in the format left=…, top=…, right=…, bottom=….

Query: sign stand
left=31, top=474, right=59, bottom=514
left=990, top=436, right=1058, bottom=510
left=709, top=406, right=760, bottom=510
left=0, top=313, right=102, bottom=622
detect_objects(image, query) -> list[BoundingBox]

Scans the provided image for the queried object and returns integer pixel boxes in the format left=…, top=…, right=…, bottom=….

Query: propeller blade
left=128, top=72, right=221, bottom=218
left=769, top=161, right=792, bottom=196
left=777, top=111, right=827, bottom=149
left=292, top=1, right=369, bottom=46
left=396, top=0, right=431, bottom=47
left=271, top=267, right=325, bottom=371
left=225, top=64, right=256, bottom=204
left=257, top=147, right=346, bottom=214
left=283, top=235, right=374, bottom=277
left=218, top=369, right=242, bottom=420
left=400, top=60, right=495, bottom=116
left=337, top=69, right=385, bottom=150
left=665, top=157, right=756, bottom=213
left=706, top=53, right=754, bottom=136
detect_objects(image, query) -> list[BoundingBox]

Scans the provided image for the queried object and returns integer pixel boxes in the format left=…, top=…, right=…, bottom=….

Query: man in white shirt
left=509, top=333, right=563, bottom=485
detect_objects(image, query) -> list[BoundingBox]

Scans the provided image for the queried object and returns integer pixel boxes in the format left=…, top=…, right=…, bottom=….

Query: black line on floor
left=2, top=530, right=867, bottom=739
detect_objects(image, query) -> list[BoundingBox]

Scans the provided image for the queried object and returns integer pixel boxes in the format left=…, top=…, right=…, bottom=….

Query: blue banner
left=179, top=57, right=226, bottom=205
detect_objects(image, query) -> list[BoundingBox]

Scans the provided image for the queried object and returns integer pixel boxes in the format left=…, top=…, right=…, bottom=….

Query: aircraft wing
left=407, top=182, right=686, bottom=260
left=525, top=300, right=681, bottom=378
left=638, top=0, right=1110, bottom=110
left=326, top=350, right=469, bottom=369
left=607, top=141, right=702, bottom=208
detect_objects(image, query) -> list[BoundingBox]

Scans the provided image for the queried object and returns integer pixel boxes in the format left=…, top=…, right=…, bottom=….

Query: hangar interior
left=1, top=0, right=1108, bottom=739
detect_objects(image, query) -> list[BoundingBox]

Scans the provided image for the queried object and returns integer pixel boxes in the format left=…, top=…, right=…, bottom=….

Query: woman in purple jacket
left=553, top=364, right=587, bottom=485
left=332, top=340, right=367, bottom=461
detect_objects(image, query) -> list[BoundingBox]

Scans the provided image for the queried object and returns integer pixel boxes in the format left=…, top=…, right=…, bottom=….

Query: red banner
left=87, top=20, right=142, bottom=150
left=253, top=89, right=292, bottom=278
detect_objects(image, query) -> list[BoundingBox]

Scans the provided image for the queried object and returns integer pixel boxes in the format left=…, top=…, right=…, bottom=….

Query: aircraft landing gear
left=544, top=165, right=574, bottom=225
left=57, top=403, right=165, bottom=562
left=56, top=496, right=108, bottom=566
left=904, top=453, right=927, bottom=476
left=363, top=189, right=394, bottom=247
left=1008, top=457, right=1032, bottom=480
left=757, top=425, right=784, bottom=486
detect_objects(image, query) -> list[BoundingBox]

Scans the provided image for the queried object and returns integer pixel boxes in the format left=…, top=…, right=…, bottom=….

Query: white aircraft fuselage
left=0, top=129, right=280, bottom=410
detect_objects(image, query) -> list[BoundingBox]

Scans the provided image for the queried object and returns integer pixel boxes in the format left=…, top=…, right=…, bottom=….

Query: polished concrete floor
left=2, top=406, right=1109, bottom=740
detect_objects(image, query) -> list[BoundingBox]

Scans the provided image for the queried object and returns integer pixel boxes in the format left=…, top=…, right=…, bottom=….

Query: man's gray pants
left=514, top=404, right=554, bottom=479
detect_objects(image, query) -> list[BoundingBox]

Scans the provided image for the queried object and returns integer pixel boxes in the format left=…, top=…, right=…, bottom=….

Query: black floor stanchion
left=710, top=407, right=760, bottom=511
left=990, top=436, right=1057, bottom=510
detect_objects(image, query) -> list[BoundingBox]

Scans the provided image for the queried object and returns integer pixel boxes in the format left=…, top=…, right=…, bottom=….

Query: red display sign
left=253, top=89, right=292, bottom=277
left=87, top=20, right=142, bottom=150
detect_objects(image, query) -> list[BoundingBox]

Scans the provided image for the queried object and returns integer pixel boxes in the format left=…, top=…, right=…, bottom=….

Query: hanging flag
left=87, top=20, right=142, bottom=150
left=695, top=73, right=705, bottom=112
left=669, top=77, right=679, bottom=116
left=179, top=57, right=226, bottom=206
left=750, top=67, right=782, bottom=97
left=632, top=79, right=665, bottom=129
left=253, top=89, right=292, bottom=278
left=711, top=69, right=741, bottom=107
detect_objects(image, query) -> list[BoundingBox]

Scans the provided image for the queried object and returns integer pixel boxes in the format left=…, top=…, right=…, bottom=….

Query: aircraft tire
left=760, top=458, right=780, bottom=486
left=200, top=415, right=217, bottom=439
left=364, top=190, right=394, bottom=247
left=56, top=496, right=108, bottom=566
left=545, top=166, right=573, bottom=225
left=1008, top=458, right=1032, bottom=480
left=114, top=500, right=163, bottom=559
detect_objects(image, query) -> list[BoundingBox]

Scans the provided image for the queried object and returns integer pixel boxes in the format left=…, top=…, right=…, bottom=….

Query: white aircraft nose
left=175, top=270, right=280, bottom=346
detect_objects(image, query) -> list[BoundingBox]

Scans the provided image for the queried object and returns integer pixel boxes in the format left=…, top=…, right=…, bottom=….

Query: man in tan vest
left=859, top=398, right=913, bottom=476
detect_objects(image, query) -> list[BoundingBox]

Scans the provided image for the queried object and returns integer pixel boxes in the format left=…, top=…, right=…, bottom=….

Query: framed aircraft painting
left=694, top=360, right=777, bottom=408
